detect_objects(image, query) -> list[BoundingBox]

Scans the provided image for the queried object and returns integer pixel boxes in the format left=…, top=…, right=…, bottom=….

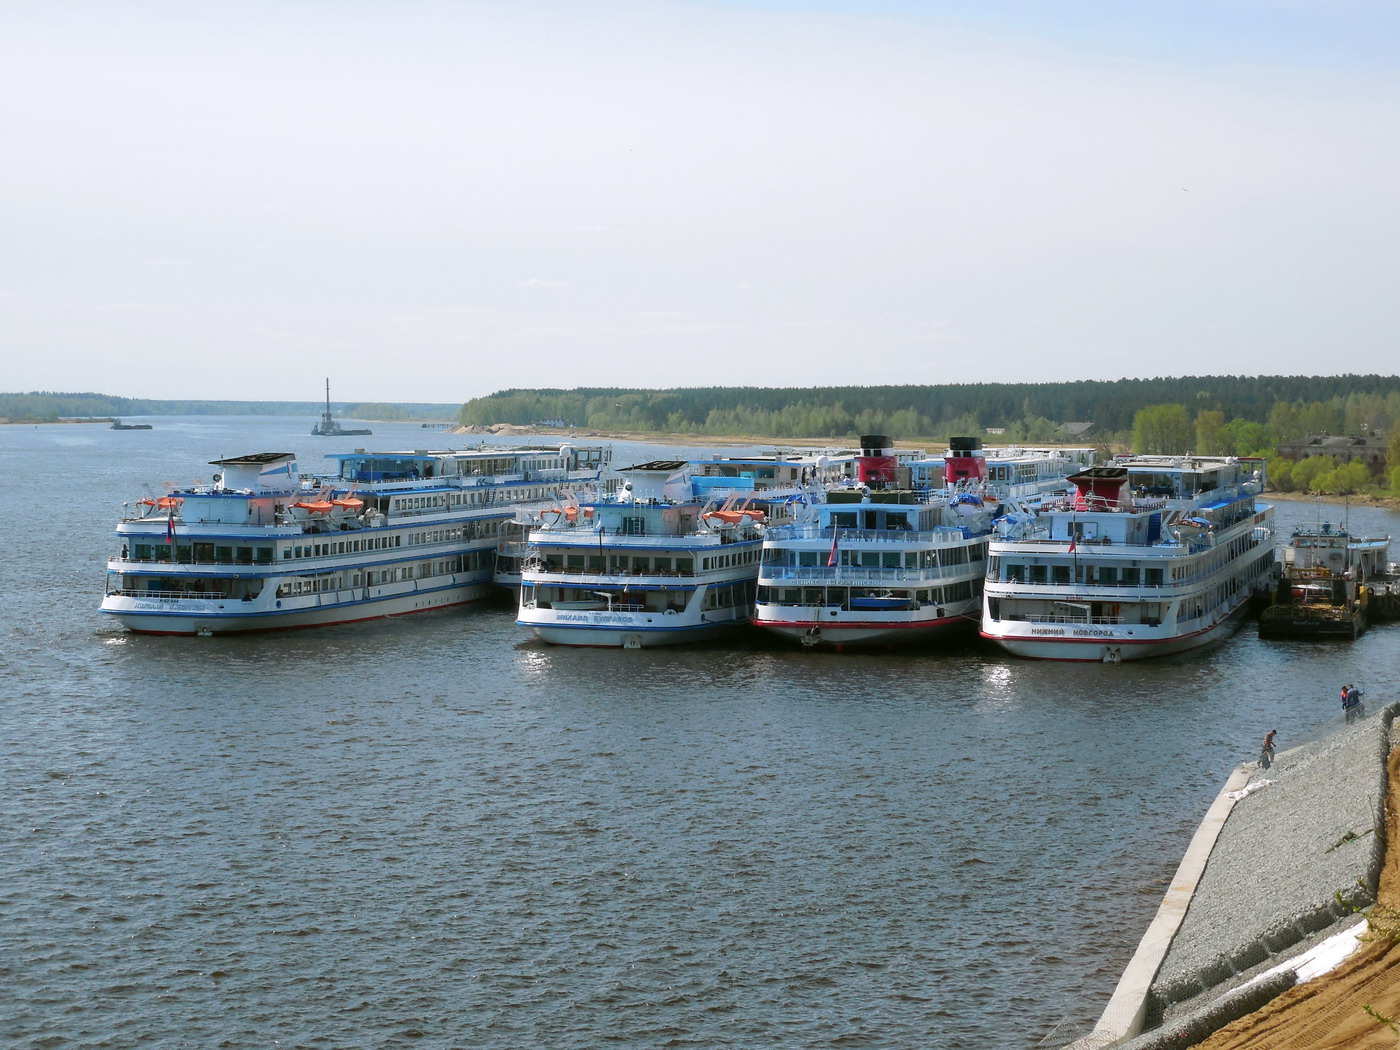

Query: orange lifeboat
left=140, top=495, right=184, bottom=509
left=542, top=506, right=593, bottom=524
left=330, top=497, right=364, bottom=510
left=292, top=500, right=335, bottom=514
left=703, top=509, right=766, bottom=525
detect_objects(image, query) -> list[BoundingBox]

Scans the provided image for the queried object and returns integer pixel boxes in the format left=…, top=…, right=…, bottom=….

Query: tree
left=1132, top=404, right=1193, bottom=454
left=1267, top=457, right=1296, bottom=492
left=1267, top=401, right=1304, bottom=445
left=1220, top=418, right=1272, bottom=458
left=1194, top=410, right=1227, bottom=455
left=1322, top=461, right=1373, bottom=495
left=1291, top=455, right=1339, bottom=492
left=1332, top=459, right=1366, bottom=492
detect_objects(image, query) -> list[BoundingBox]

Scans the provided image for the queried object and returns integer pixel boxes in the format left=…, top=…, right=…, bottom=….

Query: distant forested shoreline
left=460, top=376, right=1400, bottom=496
left=0, top=391, right=460, bottom=424
left=460, top=375, right=1400, bottom=443
left=10, top=378, right=1400, bottom=495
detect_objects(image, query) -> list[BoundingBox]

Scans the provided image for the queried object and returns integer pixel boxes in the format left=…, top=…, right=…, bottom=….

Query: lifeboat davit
left=541, top=505, right=592, bottom=524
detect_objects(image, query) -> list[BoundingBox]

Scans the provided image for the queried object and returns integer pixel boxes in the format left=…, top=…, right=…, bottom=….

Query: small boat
left=311, top=379, right=372, bottom=437
left=1258, top=522, right=1392, bottom=640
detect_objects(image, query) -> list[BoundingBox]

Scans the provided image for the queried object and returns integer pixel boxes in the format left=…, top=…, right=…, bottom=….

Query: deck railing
left=1017, top=613, right=1127, bottom=626
left=764, top=523, right=979, bottom=544
left=760, top=564, right=980, bottom=584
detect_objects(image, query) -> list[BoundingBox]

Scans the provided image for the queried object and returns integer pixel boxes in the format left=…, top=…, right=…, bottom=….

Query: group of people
left=1257, top=682, right=1366, bottom=769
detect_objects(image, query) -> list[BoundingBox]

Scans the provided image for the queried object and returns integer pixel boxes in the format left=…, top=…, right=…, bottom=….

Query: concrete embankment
left=1066, top=703, right=1396, bottom=1049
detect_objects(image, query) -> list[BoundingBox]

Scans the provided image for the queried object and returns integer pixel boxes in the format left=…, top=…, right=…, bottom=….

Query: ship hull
left=982, top=600, right=1250, bottom=662
left=755, top=607, right=975, bottom=648
left=102, top=579, right=495, bottom=635
left=519, top=610, right=744, bottom=648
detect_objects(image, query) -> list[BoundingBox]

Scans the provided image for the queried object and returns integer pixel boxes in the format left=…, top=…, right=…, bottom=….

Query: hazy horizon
left=5, top=1, right=1398, bottom=403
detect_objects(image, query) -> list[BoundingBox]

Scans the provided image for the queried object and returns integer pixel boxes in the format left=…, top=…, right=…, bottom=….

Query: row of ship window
left=386, top=483, right=561, bottom=509
left=991, top=559, right=1166, bottom=586
left=990, top=531, right=1265, bottom=588
left=112, top=551, right=494, bottom=600
left=533, top=549, right=759, bottom=574
left=273, top=554, right=486, bottom=595
left=756, top=581, right=976, bottom=606
left=762, top=544, right=984, bottom=569
left=123, top=525, right=496, bottom=565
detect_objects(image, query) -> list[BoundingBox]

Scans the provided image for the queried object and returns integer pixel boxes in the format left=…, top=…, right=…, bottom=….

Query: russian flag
left=1067, top=534, right=1077, bottom=554
left=165, top=507, right=176, bottom=545
left=827, top=529, right=840, bottom=567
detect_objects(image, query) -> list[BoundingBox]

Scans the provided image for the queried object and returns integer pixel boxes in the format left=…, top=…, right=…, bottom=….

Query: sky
left=3, top=0, right=1399, bottom=404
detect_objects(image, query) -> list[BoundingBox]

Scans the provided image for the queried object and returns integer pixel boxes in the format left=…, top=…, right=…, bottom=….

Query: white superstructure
left=516, top=457, right=821, bottom=648
left=980, top=455, right=1276, bottom=662
left=753, top=438, right=1091, bottom=649
left=101, top=444, right=611, bottom=635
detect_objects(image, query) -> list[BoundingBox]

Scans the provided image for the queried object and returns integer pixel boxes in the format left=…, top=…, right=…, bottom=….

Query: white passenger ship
left=517, top=457, right=826, bottom=648
left=101, top=443, right=611, bottom=635
left=493, top=479, right=618, bottom=591
left=980, top=455, right=1276, bottom=662
left=753, top=437, right=1091, bottom=649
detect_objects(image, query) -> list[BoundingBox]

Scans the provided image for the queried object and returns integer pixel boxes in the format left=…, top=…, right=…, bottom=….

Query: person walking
left=1260, top=729, right=1278, bottom=769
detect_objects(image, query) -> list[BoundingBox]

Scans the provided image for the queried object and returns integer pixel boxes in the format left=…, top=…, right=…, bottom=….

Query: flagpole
left=1070, top=514, right=1079, bottom=581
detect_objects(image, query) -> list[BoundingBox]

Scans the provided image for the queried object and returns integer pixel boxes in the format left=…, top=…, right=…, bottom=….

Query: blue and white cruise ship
left=980, top=455, right=1276, bottom=661
left=753, top=437, right=1092, bottom=649
left=516, top=454, right=836, bottom=648
left=100, top=443, right=611, bottom=635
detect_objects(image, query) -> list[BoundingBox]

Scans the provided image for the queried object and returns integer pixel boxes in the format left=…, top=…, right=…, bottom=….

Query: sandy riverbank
left=1264, top=490, right=1400, bottom=511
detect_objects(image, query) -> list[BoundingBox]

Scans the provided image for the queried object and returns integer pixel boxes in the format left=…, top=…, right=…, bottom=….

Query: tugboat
left=1258, top=521, right=1392, bottom=640
left=311, top=379, right=372, bottom=437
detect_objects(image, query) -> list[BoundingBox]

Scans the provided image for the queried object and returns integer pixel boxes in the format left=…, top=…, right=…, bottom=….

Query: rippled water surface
left=4, top=417, right=1399, bottom=1049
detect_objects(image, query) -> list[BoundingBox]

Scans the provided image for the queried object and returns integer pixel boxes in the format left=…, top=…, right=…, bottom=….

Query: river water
left=4, top=416, right=1398, bottom=1049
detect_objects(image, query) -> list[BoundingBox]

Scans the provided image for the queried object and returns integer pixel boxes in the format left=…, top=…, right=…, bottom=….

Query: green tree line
left=1129, top=398, right=1400, bottom=497
left=461, top=376, right=1400, bottom=444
